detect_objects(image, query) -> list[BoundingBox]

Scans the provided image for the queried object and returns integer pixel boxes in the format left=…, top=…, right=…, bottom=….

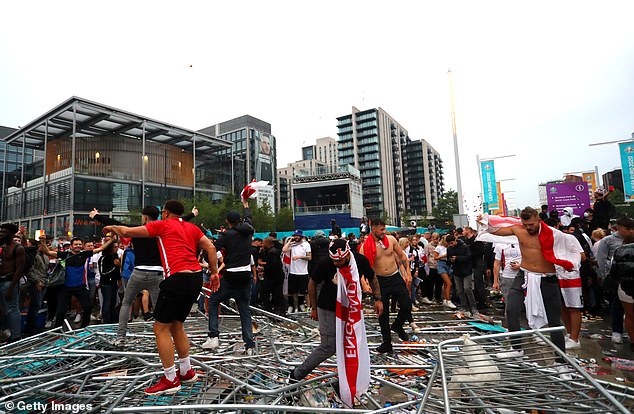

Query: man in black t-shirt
left=290, top=239, right=383, bottom=381
left=40, top=235, right=114, bottom=328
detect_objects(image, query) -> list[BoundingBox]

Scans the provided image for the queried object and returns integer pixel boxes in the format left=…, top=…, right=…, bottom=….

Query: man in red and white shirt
left=104, top=200, right=218, bottom=396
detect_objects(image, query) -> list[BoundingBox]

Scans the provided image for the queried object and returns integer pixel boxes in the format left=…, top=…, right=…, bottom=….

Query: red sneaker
left=144, top=375, right=181, bottom=395
left=179, top=368, right=198, bottom=383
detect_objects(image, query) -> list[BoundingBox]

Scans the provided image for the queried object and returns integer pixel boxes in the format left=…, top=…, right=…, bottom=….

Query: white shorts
left=618, top=285, right=634, bottom=304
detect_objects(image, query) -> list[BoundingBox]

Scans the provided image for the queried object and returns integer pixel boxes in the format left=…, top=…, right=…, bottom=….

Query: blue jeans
left=198, top=271, right=210, bottom=311
left=0, top=281, right=20, bottom=341
left=24, top=282, right=44, bottom=335
left=208, top=276, right=254, bottom=349
left=100, top=284, right=118, bottom=324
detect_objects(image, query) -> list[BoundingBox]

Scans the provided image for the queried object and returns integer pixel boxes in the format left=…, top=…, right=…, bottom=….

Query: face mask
left=584, top=213, right=589, bottom=218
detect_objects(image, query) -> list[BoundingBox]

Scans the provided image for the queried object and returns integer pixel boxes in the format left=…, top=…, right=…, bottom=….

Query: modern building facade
left=301, top=136, right=338, bottom=173
left=337, top=106, right=444, bottom=224
left=405, top=139, right=444, bottom=217
left=199, top=115, right=277, bottom=211
left=1, top=97, right=239, bottom=239
left=603, top=168, right=624, bottom=194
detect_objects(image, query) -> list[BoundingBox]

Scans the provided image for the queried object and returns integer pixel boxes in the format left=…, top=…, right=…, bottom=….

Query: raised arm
left=103, top=225, right=150, bottom=239
left=89, top=208, right=124, bottom=226
left=93, top=236, right=115, bottom=254
left=39, top=235, right=58, bottom=258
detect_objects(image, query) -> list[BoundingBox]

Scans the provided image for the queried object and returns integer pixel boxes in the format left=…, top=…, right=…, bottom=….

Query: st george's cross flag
left=333, top=247, right=370, bottom=407
left=240, top=179, right=269, bottom=202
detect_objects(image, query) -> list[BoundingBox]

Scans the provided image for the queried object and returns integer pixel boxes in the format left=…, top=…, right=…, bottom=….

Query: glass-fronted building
left=198, top=115, right=276, bottom=212
left=1, top=97, right=242, bottom=239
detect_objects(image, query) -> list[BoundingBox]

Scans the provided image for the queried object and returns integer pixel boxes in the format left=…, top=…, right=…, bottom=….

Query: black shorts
left=287, top=273, right=309, bottom=294
left=154, top=272, right=203, bottom=323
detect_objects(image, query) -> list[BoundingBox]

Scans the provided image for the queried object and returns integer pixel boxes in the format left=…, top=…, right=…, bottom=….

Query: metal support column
left=69, top=103, right=77, bottom=237
left=42, top=119, right=48, bottom=223
left=141, top=121, right=146, bottom=209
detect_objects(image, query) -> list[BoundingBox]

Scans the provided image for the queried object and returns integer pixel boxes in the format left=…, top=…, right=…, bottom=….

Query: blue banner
left=481, top=160, right=498, bottom=207
left=619, top=142, right=634, bottom=202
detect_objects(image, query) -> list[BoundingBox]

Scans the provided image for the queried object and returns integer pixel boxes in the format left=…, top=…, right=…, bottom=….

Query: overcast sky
left=2, top=1, right=633, bottom=212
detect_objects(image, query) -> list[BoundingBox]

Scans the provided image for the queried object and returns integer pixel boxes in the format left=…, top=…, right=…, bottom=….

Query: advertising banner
left=480, top=161, right=498, bottom=209
left=619, top=142, right=634, bottom=202
left=546, top=182, right=591, bottom=217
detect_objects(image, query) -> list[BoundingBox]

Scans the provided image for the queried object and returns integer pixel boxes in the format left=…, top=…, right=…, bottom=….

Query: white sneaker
left=444, top=300, right=457, bottom=309
left=287, top=306, right=294, bottom=314
left=202, top=337, right=219, bottom=350
left=410, top=322, right=422, bottom=334
left=565, top=337, right=581, bottom=350
left=90, top=314, right=99, bottom=321
left=245, top=347, right=256, bottom=356
left=44, top=320, right=53, bottom=329
left=421, top=297, right=433, bottom=305
left=74, top=314, right=82, bottom=323
left=612, top=332, right=624, bottom=344
left=494, top=349, right=524, bottom=359
left=554, top=364, right=573, bottom=381
left=411, top=305, right=419, bottom=312
left=113, top=337, right=126, bottom=346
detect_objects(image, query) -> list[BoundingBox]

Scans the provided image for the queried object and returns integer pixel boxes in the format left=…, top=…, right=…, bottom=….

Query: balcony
left=294, top=203, right=351, bottom=216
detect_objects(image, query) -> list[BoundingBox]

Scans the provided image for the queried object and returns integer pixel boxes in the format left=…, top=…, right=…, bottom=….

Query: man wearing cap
left=290, top=238, right=382, bottom=382
left=0, top=223, right=24, bottom=342
left=283, top=229, right=312, bottom=313
left=203, top=200, right=256, bottom=354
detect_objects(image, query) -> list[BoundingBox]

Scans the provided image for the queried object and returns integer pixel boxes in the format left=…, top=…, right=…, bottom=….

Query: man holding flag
left=290, top=238, right=382, bottom=407
left=476, top=207, right=583, bottom=362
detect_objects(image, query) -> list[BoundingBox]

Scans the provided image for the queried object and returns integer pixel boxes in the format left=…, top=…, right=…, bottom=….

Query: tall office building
left=199, top=115, right=277, bottom=210
left=301, top=137, right=338, bottom=173
left=337, top=106, right=443, bottom=224
left=405, top=139, right=444, bottom=216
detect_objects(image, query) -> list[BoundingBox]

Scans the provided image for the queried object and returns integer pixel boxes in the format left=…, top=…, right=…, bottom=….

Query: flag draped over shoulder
left=335, top=254, right=370, bottom=408
left=361, top=234, right=389, bottom=268
left=475, top=215, right=574, bottom=271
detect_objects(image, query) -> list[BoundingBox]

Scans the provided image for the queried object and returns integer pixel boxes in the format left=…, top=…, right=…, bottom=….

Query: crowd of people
left=1, top=186, right=633, bottom=395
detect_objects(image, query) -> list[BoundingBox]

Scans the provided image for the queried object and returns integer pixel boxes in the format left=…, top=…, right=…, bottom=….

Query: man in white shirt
left=283, top=230, right=312, bottom=312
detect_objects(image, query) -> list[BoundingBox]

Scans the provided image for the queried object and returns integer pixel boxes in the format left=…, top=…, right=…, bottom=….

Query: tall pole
left=448, top=69, right=464, bottom=214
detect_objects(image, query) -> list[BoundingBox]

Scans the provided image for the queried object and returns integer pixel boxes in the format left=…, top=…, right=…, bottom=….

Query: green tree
left=430, top=190, right=459, bottom=227
left=607, top=189, right=634, bottom=218
left=275, top=207, right=295, bottom=231
left=251, top=200, right=275, bottom=231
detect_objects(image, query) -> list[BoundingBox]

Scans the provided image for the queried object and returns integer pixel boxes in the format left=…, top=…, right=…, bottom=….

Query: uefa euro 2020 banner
left=619, top=142, right=634, bottom=202
left=480, top=160, right=498, bottom=209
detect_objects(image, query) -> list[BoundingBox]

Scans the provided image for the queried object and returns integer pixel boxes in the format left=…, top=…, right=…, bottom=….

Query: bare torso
left=513, top=226, right=556, bottom=273
left=372, top=235, right=399, bottom=276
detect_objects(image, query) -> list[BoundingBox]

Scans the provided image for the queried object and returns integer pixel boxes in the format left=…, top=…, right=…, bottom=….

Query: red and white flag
left=240, top=179, right=269, bottom=202
left=335, top=253, right=370, bottom=407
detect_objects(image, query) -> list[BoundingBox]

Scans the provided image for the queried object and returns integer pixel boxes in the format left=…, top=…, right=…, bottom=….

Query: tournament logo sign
left=480, top=161, right=498, bottom=208
left=619, top=142, right=634, bottom=201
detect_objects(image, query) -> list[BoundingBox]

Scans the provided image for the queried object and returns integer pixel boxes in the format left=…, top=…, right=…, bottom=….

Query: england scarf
left=335, top=253, right=370, bottom=407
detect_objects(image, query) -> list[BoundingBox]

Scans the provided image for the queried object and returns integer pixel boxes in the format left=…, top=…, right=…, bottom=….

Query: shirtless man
left=477, top=207, right=566, bottom=356
left=360, top=218, right=412, bottom=353
left=0, top=223, right=25, bottom=342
